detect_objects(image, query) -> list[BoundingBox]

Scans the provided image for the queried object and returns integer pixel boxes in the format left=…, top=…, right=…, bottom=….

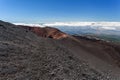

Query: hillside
left=17, top=25, right=68, bottom=39
left=0, top=20, right=120, bottom=80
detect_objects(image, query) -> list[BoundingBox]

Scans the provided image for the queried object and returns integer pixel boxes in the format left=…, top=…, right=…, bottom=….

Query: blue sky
left=0, top=0, right=120, bottom=23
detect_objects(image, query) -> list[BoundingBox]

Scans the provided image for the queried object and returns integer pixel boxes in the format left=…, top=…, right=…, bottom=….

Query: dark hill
left=0, top=20, right=120, bottom=80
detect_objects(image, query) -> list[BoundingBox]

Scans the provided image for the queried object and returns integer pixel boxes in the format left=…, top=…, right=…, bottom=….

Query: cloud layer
left=43, top=22, right=120, bottom=27
left=43, top=22, right=120, bottom=30
left=14, top=22, right=120, bottom=31
left=14, top=23, right=45, bottom=27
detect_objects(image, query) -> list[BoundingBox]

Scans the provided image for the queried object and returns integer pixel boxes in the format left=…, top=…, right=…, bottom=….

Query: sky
left=0, top=0, right=120, bottom=23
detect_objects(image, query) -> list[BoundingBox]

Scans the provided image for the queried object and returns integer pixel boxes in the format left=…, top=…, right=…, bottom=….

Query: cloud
left=43, top=22, right=120, bottom=27
left=43, top=22, right=120, bottom=31
left=100, top=26, right=116, bottom=30
left=43, top=22, right=93, bottom=27
left=14, top=22, right=120, bottom=31
left=14, top=23, right=44, bottom=27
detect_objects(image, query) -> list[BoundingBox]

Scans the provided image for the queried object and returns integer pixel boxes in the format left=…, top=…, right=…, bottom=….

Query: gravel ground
left=0, top=20, right=115, bottom=80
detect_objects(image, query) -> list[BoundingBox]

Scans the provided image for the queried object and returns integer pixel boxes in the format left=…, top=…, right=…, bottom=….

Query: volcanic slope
left=0, top=20, right=119, bottom=80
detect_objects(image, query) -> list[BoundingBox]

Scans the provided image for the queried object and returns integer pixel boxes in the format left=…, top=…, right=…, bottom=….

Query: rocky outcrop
left=18, top=25, right=68, bottom=39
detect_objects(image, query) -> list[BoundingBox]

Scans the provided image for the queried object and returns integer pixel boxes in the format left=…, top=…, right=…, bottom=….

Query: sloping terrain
left=17, top=25, right=68, bottom=39
left=72, top=35, right=120, bottom=67
left=58, top=35, right=120, bottom=79
left=0, top=20, right=120, bottom=80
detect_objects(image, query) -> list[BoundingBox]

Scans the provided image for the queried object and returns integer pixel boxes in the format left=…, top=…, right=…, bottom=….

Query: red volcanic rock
left=18, top=25, right=68, bottom=39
